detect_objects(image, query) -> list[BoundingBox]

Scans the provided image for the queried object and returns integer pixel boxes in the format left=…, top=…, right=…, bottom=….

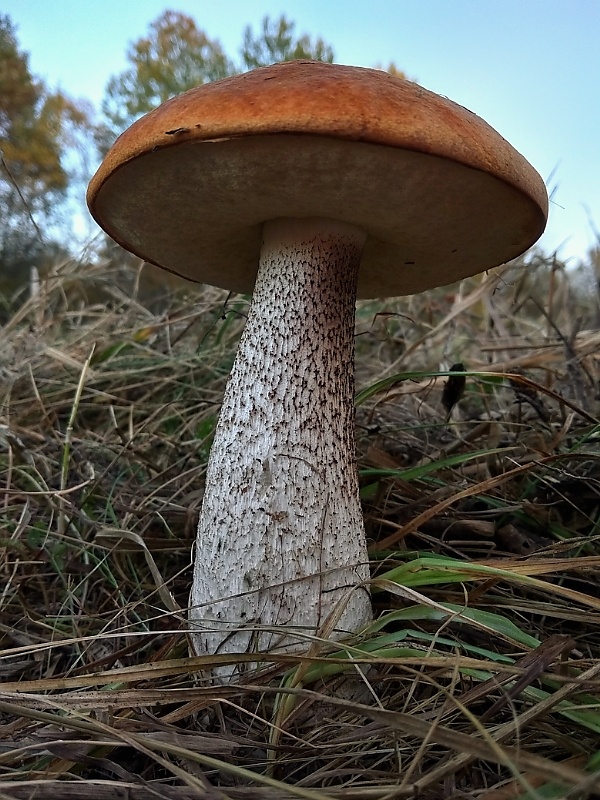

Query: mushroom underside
left=91, top=134, right=545, bottom=298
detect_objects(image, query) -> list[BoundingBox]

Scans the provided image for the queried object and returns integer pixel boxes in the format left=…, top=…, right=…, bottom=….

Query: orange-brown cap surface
left=87, top=60, right=548, bottom=298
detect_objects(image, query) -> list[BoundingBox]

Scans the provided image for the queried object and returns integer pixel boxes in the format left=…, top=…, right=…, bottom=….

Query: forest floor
left=1, top=252, right=600, bottom=799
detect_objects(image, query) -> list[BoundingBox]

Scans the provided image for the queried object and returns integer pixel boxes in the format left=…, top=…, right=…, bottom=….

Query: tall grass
left=1, top=252, right=600, bottom=798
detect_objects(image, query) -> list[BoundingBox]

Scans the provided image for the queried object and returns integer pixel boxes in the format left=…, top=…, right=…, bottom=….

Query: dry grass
left=1, top=252, right=600, bottom=799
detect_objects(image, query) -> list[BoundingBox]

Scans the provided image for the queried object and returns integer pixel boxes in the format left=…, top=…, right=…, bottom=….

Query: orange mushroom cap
left=87, top=60, right=548, bottom=299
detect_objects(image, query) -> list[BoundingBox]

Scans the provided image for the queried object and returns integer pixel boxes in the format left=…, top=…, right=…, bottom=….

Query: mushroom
left=87, top=61, right=548, bottom=670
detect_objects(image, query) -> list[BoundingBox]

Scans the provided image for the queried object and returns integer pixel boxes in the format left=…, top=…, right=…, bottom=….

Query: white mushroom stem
left=189, top=217, right=372, bottom=668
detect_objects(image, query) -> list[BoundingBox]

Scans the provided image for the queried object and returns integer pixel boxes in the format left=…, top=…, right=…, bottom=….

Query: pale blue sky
left=4, top=0, right=599, bottom=263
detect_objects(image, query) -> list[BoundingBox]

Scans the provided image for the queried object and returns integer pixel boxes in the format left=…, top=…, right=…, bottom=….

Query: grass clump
left=1, top=253, right=600, bottom=798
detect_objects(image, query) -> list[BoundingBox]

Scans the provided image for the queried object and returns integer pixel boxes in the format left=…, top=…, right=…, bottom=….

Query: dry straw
left=1, top=249, right=600, bottom=797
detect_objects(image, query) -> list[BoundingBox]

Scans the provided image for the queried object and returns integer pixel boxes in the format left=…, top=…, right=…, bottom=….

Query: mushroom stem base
left=189, top=217, right=372, bottom=674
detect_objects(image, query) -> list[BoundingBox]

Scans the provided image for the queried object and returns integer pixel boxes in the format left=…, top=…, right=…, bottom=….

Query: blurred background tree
left=240, top=14, right=334, bottom=70
left=0, top=14, right=91, bottom=295
left=93, top=10, right=338, bottom=306
left=1, top=9, right=337, bottom=300
left=372, top=61, right=408, bottom=79
left=98, top=11, right=336, bottom=152
left=97, top=11, right=234, bottom=151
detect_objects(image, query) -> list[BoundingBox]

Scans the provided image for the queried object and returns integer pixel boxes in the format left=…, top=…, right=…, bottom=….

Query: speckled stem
left=189, top=217, right=372, bottom=672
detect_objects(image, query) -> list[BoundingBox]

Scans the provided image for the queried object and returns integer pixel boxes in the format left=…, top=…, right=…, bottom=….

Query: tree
left=99, top=12, right=335, bottom=149
left=99, top=10, right=234, bottom=147
left=376, top=61, right=409, bottom=80
left=0, top=15, right=90, bottom=290
left=240, top=15, right=334, bottom=70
